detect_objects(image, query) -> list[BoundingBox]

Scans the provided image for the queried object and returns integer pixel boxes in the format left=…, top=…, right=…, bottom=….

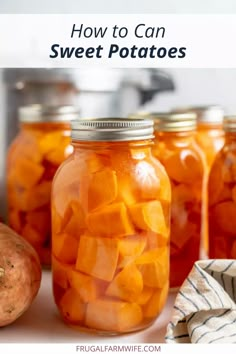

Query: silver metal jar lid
left=150, top=112, right=197, bottom=132
left=172, top=105, right=224, bottom=125
left=19, top=104, right=79, bottom=123
left=71, top=118, right=154, bottom=141
left=223, top=116, right=236, bottom=132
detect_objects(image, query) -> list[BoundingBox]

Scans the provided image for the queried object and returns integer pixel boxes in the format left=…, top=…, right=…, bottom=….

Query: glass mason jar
left=152, top=113, right=208, bottom=289
left=51, top=118, right=171, bottom=334
left=7, top=105, right=78, bottom=266
left=208, top=117, right=236, bottom=259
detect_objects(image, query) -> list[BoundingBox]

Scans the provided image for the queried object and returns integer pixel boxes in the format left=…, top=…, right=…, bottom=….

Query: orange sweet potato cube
left=52, top=256, right=72, bottom=289
left=52, top=205, right=63, bottom=235
left=26, top=208, right=50, bottom=234
left=62, top=200, right=86, bottom=237
left=117, top=235, right=147, bottom=268
left=133, top=160, right=161, bottom=200
left=45, top=142, right=72, bottom=165
left=143, top=282, right=169, bottom=318
left=164, top=151, right=203, bottom=184
left=39, top=131, right=62, bottom=155
left=88, top=168, right=118, bottom=210
left=60, top=288, right=86, bottom=323
left=106, top=263, right=143, bottom=302
left=21, top=223, right=46, bottom=246
left=53, top=233, right=79, bottom=264
left=86, top=152, right=110, bottom=173
left=9, top=158, right=44, bottom=189
left=129, top=201, right=168, bottom=235
left=213, top=201, right=236, bottom=235
left=76, top=235, right=119, bottom=281
left=136, top=247, right=169, bottom=288
left=118, top=235, right=147, bottom=257
left=25, top=181, right=52, bottom=211
left=87, top=202, right=134, bottom=237
left=85, top=299, right=142, bottom=332
left=68, top=269, right=101, bottom=302
left=136, top=287, right=154, bottom=305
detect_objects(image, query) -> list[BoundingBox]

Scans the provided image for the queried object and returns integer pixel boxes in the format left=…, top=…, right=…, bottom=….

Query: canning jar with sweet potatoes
left=51, top=118, right=171, bottom=334
left=7, top=105, right=78, bottom=266
left=152, top=113, right=208, bottom=289
left=208, top=117, right=236, bottom=259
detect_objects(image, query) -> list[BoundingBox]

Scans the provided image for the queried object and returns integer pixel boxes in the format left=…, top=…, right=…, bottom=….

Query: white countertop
left=0, top=270, right=176, bottom=343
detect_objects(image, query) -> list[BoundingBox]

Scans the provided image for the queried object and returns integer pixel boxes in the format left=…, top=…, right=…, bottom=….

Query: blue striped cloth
left=165, top=260, right=236, bottom=343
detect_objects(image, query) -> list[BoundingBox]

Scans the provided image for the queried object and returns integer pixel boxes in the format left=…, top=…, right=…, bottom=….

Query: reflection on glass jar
left=51, top=118, right=171, bottom=334
left=7, top=105, right=78, bottom=266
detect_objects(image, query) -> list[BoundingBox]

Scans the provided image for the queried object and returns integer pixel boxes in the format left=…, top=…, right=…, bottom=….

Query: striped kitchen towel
left=165, top=259, right=236, bottom=343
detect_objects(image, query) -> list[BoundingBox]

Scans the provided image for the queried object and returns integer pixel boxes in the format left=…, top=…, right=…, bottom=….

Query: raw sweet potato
left=0, top=223, right=41, bottom=327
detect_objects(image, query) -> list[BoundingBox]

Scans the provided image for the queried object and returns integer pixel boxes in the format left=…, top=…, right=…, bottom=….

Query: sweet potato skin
left=0, top=223, right=42, bottom=327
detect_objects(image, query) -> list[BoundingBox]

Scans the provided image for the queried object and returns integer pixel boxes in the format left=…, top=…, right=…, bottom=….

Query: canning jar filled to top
left=7, top=104, right=78, bottom=265
left=51, top=118, right=171, bottom=334
left=151, top=113, right=207, bottom=289
left=208, top=116, right=236, bottom=259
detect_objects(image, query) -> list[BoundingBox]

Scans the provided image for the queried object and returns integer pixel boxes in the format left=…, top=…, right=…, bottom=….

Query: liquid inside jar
left=153, top=131, right=207, bottom=288
left=208, top=133, right=236, bottom=259
left=52, top=140, right=171, bottom=334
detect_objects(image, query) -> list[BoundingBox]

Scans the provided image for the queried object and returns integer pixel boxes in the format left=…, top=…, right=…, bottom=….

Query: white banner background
left=0, top=14, right=235, bottom=67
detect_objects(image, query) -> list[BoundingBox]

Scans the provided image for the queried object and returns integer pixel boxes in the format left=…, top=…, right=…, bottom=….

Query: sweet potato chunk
left=62, top=201, right=86, bottom=237
left=116, top=174, right=137, bottom=206
left=24, top=181, right=52, bottom=211
left=86, top=152, right=110, bottom=173
left=213, top=201, right=236, bottom=235
left=26, top=209, right=50, bottom=234
left=39, top=131, right=63, bottom=155
left=68, top=269, right=100, bottom=302
left=143, top=282, right=169, bottom=318
left=88, top=168, right=118, bottom=210
left=52, top=256, right=72, bottom=289
left=8, top=158, right=44, bottom=189
left=76, top=235, right=119, bottom=281
left=85, top=299, right=142, bottom=332
left=118, top=235, right=146, bottom=257
left=60, top=288, right=86, bottom=323
left=51, top=206, right=63, bottom=235
left=134, top=161, right=161, bottom=200
left=164, top=150, right=203, bottom=184
left=53, top=233, right=79, bottom=264
left=136, top=287, right=153, bottom=305
left=129, top=201, right=167, bottom=235
left=87, top=202, right=134, bottom=237
left=45, top=142, right=72, bottom=165
left=106, top=264, right=143, bottom=302
left=171, top=219, right=197, bottom=249
left=21, top=223, right=45, bottom=246
left=136, top=247, right=169, bottom=288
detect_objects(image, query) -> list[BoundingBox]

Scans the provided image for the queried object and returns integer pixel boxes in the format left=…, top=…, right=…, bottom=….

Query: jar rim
left=19, top=104, right=79, bottom=123
left=172, top=105, right=224, bottom=124
left=148, top=112, right=197, bottom=132
left=71, top=118, right=154, bottom=141
left=223, top=116, right=236, bottom=132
